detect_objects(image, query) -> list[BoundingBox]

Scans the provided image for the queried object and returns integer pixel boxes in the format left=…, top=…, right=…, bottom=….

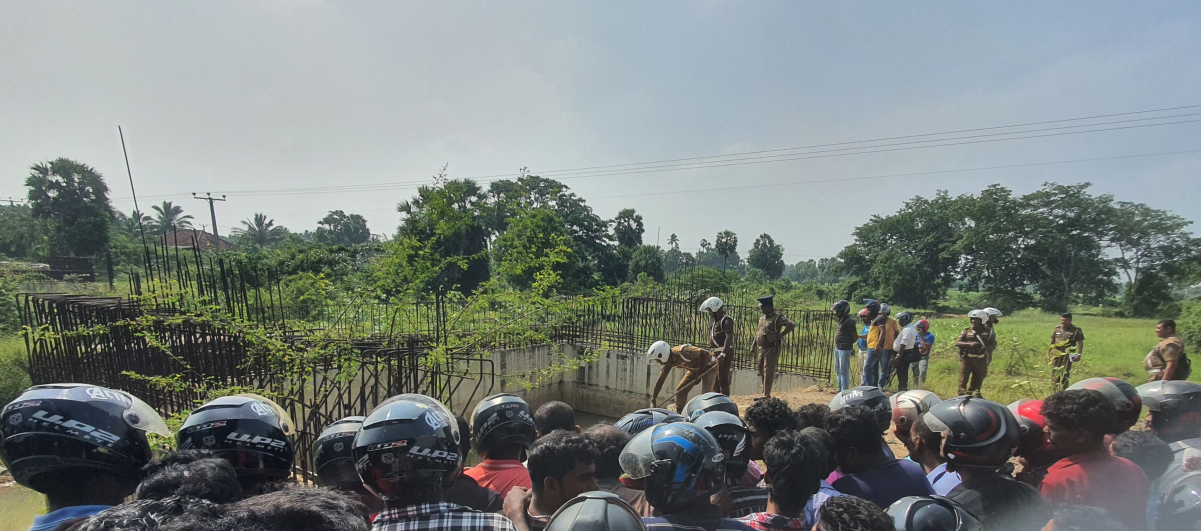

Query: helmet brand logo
left=367, top=441, right=408, bottom=450
left=425, top=412, right=445, bottom=429
left=30, top=410, right=121, bottom=445
left=250, top=402, right=273, bottom=417
left=86, top=387, right=133, bottom=407
left=226, top=431, right=287, bottom=448
left=186, top=421, right=227, bottom=433
left=409, top=445, right=459, bottom=462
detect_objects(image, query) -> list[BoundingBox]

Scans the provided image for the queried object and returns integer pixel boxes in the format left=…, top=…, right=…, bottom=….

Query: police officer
left=955, top=310, right=995, bottom=398
left=1147, top=318, right=1190, bottom=382
left=1048, top=313, right=1085, bottom=391
left=648, top=341, right=720, bottom=413
left=755, top=295, right=794, bottom=398
left=700, top=297, right=735, bottom=396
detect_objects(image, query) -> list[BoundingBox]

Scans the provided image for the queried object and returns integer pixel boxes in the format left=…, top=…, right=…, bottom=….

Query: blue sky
left=2, top=1, right=1199, bottom=261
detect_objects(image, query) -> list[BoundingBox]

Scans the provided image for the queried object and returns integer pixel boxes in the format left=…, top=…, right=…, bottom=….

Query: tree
left=714, top=231, right=738, bottom=272
left=233, top=213, right=289, bottom=248
left=315, top=210, right=371, bottom=246
left=25, top=158, right=113, bottom=256
left=668, top=233, right=679, bottom=250
left=391, top=178, right=491, bottom=295
left=627, top=245, right=664, bottom=282
left=151, top=201, right=193, bottom=234
left=747, top=233, right=785, bottom=279
left=1020, top=183, right=1117, bottom=311
left=699, top=239, right=711, bottom=253
left=0, top=204, right=48, bottom=258
left=611, top=208, right=645, bottom=249
left=492, top=208, right=584, bottom=291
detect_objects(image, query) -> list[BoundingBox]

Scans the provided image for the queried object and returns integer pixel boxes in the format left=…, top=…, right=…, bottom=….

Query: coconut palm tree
left=232, top=213, right=289, bottom=247
left=668, top=233, right=679, bottom=250
left=151, top=201, right=193, bottom=234
left=123, top=209, right=153, bottom=237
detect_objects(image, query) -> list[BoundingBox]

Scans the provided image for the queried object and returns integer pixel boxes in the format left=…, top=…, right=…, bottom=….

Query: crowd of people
left=3, top=369, right=1201, bottom=531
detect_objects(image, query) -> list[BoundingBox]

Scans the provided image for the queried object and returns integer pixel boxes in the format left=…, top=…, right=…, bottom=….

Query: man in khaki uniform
left=647, top=341, right=720, bottom=413
left=956, top=310, right=996, bottom=398
left=1146, top=318, right=1191, bottom=382
left=1048, top=313, right=1085, bottom=391
left=755, top=295, right=795, bottom=398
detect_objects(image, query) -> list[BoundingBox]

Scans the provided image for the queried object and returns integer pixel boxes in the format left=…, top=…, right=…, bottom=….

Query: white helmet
left=983, top=307, right=1003, bottom=318
left=647, top=341, right=672, bottom=364
left=698, top=297, right=724, bottom=314
left=968, top=309, right=989, bottom=322
left=890, top=390, right=942, bottom=432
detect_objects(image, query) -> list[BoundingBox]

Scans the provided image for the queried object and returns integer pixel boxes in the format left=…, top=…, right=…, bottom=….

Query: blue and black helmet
left=618, top=422, right=725, bottom=512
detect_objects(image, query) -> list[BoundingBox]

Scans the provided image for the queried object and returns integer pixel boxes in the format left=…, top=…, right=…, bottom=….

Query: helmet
left=916, top=319, right=930, bottom=332
left=546, top=491, right=646, bottom=531
left=313, top=416, right=365, bottom=489
left=618, top=422, right=724, bottom=512
left=831, top=300, right=850, bottom=314
left=177, top=393, right=295, bottom=478
left=1158, top=472, right=1201, bottom=531
left=693, top=411, right=750, bottom=482
left=830, top=386, right=891, bottom=432
left=922, top=396, right=1019, bottom=469
left=0, top=383, right=168, bottom=491
left=353, top=394, right=461, bottom=500
left=896, top=312, right=914, bottom=328
left=647, top=341, right=672, bottom=365
left=614, top=408, right=685, bottom=436
left=864, top=300, right=881, bottom=314
left=470, top=393, right=535, bottom=459
left=858, top=308, right=871, bottom=317
left=982, top=308, right=1002, bottom=319
left=967, top=310, right=988, bottom=322
left=881, top=304, right=892, bottom=316
left=683, top=393, right=738, bottom=422
left=891, top=390, right=942, bottom=433
left=1068, top=377, right=1142, bottom=431
left=1136, top=381, right=1201, bottom=443
left=1007, top=400, right=1052, bottom=457
left=888, top=496, right=982, bottom=531
left=698, top=297, right=724, bottom=314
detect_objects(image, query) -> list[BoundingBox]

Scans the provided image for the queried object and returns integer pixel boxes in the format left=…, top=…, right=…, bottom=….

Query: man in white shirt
left=892, top=312, right=919, bottom=392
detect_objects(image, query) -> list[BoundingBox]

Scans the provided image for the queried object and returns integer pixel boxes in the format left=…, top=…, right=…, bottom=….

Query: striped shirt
left=372, top=502, right=518, bottom=531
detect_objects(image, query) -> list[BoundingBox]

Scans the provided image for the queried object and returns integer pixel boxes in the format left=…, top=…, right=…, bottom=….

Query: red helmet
left=915, top=320, right=930, bottom=332
left=858, top=308, right=871, bottom=317
left=1007, top=399, right=1052, bottom=457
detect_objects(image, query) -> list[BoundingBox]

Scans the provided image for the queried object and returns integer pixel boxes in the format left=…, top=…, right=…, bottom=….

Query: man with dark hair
left=738, top=431, right=824, bottom=531
left=744, top=397, right=797, bottom=460
left=1110, top=430, right=1173, bottom=531
left=824, top=406, right=931, bottom=509
left=136, top=450, right=242, bottom=503
left=445, top=416, right=504, bottom=512
left=1041, top=390, right=1149, bottom=531
left=584, top=424, right=652, bottom=516
left=905, top=415, right=961, bottom=496
left=533, top=402, right=580, bottom=438
left=82, top=496, right=223, bottom=531
left=796, top=428, right=843, bottom=525
left=1049, top=313, right=1085, bottom=391
left=794, top=404, right=829, bottom=430
left=813, top=496, right=894, bottom=531
left=517, top=431, right=600, bottom=531
left=159, top=485, right=372, bottom=531
left=755, top=295, right=795, bottom=398
left=1147, top=319, right=1190, bottom=382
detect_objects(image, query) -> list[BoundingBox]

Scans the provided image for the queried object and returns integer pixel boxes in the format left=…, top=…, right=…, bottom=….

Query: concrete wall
left=455, top=343, right=819, bottom=418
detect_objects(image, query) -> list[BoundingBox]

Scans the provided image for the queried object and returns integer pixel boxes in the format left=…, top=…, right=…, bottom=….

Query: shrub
left=1179, top=301, right=1201, bottom=351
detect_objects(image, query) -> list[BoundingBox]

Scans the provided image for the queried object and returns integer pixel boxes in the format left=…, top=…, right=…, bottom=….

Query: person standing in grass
left=911, top=320, right=933, bottom=389
left=831, top=300, right=858, bottom=392
left=1146, top=319, right=1190, bottom=382
left=1048, top=313, right=1085, bottom=391
left=955, top=310, right=995, bottom=398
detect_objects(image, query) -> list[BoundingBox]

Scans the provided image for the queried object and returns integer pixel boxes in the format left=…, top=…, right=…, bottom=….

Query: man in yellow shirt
left=864, top=302, right=900, bottom=387
left=647, top=340, right=720, bottom=413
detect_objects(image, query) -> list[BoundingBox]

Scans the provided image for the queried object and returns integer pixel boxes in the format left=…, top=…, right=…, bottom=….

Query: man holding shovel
left=648, top=340, right=721, bottom=413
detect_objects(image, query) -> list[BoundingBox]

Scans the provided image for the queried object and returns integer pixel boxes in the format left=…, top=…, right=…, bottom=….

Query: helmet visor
left=123, top=393, right=170, bottom=437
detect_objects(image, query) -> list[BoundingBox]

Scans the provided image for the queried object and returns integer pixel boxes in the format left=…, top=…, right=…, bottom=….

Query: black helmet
left=1069, top=377, right=1142, bottom=432
left=693, top=411, right=750, bottom=483
left=888, top=496, right=982, bottom=531
left=864, top=300, right=881, bottom=314
left=178, top=393, right=296, bottom=478
left=830, top=386, right=891, bottom=432
left=1137, top=381, right=1201, bottom=443
left=470, top=393, right=535, bottom=459
left=922, top=396, right=1018, bottom=469
left=619, top=422, right=725, bottom=512
left=353, top=394, right=461, bottom=501
left=896, top=312, right=914, bottom=328
left=546, top=491, right=646, bottom=531
left=0, top=383, right=168, bottom=492
left=684, top=393, right=738, bottom=422
left=614, top=408, right=685, bottom=435
left=313, top=416, right=365, bottom=489
left=1158, top=472, right=1201, bottom=531
left=831, top=300, right=851, bottom=314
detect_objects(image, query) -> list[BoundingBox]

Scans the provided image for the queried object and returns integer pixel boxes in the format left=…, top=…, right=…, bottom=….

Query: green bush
left=0, top=336, right=31, bottom=406
left=1179, top=300, right=1201, bottom=351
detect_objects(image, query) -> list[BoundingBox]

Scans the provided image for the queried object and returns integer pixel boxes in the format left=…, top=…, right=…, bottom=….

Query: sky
left=2, top=1, right=1200, bottom=262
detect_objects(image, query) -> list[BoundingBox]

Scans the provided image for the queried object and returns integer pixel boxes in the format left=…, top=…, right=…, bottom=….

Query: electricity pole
left=192, top=192, right=227, bottom=239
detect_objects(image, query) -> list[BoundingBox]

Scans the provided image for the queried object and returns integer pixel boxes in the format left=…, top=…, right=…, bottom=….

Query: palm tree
left=668, top=233, right=679, bottom=250
left=124, top=209, right=153, bottom=237
left=232, top=213, right=288, bottom=247
left=151, top=201, right=193, bottom=234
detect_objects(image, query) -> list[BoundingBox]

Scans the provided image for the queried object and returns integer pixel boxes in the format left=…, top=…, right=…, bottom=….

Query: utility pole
left=192, top=192, right=227, bottom=239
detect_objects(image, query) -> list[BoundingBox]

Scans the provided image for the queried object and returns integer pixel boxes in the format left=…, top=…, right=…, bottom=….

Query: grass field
left=0, top=483, right=44, bottom=531
left=849, top=309, right=1184, bottom=404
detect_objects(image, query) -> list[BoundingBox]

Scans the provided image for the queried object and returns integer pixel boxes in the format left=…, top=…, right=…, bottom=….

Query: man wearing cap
left=955, top=310, right=995, bottom=398
left=755, top=295, right=795, bottom=398
left=701, top=296, right=736, bottom=396
left=1048, top=313, right=1085, bottom=391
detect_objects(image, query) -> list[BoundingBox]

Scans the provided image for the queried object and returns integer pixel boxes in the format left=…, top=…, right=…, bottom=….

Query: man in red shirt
left=465, top=393, right=536, bottom=496
left=1040, top=389, right=1150, bottom=531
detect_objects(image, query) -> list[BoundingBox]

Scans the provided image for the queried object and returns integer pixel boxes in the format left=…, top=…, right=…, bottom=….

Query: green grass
left=0, top=335, right=30, bottom=408
left=0, top=484, right=44, bottom=531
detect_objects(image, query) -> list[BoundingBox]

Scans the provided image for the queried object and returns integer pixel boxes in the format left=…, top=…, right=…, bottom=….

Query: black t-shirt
left=835, top=315, right=859, bottom=350
left=947, top=473, right=1050, bottom=531
left=443, top=474, right=504, bottom=513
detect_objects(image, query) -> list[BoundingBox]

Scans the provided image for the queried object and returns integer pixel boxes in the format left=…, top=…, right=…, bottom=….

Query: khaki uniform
left=1145, top=333, right=1191, bottom=382
left=660, top=345, right=718, bottom=412
left=1049, top=325, right=1085, bottom=390
left=958, top=326, right=995, bottom=397
left=756, top=310, right=794, bottom=397
left=709, top=314, right=735, bottom=396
